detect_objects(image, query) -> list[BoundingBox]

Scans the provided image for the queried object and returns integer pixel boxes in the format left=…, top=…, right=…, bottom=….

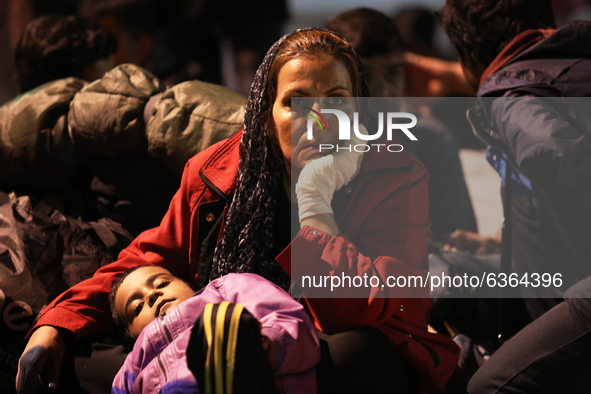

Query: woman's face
left=271, top=54, right=355, bottom=177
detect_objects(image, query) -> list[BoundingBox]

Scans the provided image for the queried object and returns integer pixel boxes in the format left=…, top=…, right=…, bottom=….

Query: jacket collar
left=199, top=129, right=412, bottom=199
left=479, top=28, right=555, bottom=87
left=199, top=131, right=241, bottom=199
left=478, top=21, right=591, bottom=97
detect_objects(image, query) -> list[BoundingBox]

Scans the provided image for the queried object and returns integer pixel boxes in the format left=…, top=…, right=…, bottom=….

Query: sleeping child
left=109, top=266, right=320, bottom=394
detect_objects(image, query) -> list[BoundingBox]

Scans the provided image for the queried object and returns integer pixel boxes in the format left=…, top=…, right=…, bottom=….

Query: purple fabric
left=111, top=273, right=320, bottom=394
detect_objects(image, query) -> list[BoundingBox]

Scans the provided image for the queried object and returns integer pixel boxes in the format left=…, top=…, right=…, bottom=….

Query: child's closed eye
left=134, top=302, right=144, bottom=317
left=156, top=281, right=169, bottom=289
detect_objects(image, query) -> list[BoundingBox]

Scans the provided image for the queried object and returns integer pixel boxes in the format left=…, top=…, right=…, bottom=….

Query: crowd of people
left=0, top=0, right=589, bottom=393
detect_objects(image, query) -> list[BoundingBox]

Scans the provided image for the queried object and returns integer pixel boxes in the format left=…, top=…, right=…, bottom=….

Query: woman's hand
left=16, top=326, right=67, bottom=394
left=295, top=125, right=368, bottom=230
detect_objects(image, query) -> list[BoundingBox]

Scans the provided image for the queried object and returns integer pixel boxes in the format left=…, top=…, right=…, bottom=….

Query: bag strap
left=89, top=221, right=120, bottom=258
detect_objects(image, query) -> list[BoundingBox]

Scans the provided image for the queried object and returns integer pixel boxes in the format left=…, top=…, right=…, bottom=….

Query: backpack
left=0, top=192, right=133, bottom=393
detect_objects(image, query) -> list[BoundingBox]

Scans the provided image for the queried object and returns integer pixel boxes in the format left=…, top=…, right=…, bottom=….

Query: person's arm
left=111, top=319, right=199, bottom=394
left=111, top=352, right=138, bottom=394
left=280, top=155, right=431, bottom=334
left=34, top=157, right=198, bottom=337
left=300, top=213, right=339, bottom=236
left=491, top=96, right=591, bottom=259
left=17, top=157, right=200, bottom=394
left=16, top=326, right=67, bottom=394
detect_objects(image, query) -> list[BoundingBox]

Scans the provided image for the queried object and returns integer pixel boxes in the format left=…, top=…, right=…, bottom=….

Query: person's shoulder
left=180, top=131, right=241, bottom=202
left=352, top=148, right=428, bottom=209
left=183, top=131, right=241, bottom=182
left=360, top=135, right=428, bottom=182
left=358, top=133, right=412, bottom=174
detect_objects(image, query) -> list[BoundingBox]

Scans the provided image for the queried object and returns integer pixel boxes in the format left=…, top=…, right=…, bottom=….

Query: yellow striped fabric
left=203, top=303, right=214, bottom=394
left=226, top=304, right=244, bottom=393
left=214, top=301, right=230, bottom=394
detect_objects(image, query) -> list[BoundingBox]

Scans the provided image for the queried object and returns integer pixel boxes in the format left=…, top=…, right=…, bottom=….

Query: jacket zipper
left=160, top=314, right=173, bottom=342
left=157, top=354, right=168, bottom=383
left=157, top=314, right=173, bottom=382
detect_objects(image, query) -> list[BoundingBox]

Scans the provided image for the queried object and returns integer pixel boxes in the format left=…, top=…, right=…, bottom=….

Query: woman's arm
left=282, top=156, right=431, bottom=333
left=17, top=158, right=200, bottom=394
left=31, top=158, right=198, bottom=338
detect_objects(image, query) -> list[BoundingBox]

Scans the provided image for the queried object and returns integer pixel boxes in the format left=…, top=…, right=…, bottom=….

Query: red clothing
left=34, top=131, right=459, bottom=393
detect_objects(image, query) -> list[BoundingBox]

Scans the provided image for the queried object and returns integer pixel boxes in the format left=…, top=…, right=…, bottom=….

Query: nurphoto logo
left=304, top=108, right=418, bottom=153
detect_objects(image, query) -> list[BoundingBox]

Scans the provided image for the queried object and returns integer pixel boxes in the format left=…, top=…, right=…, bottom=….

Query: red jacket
left=34, top=131, right=459, bottom=392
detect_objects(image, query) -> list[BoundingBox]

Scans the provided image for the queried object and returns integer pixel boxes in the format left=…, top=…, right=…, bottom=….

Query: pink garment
left=35, top=131, right=460, bottom=393
left=112, top=273, right=320, bottom=394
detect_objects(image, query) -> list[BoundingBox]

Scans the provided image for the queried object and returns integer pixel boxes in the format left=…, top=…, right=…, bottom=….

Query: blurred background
left=1, top=0, right=588, bottom=237
left=3, top=0, right=587, bottom=103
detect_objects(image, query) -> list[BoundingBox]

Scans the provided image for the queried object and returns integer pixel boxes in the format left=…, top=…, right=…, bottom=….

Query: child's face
left=114, top=266, right=195, bottom=338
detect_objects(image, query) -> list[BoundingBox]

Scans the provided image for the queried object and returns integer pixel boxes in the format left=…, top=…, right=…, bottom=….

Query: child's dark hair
left=108, top=265, right=149, bottom=339
left=438, top=0, right=555, bottom=67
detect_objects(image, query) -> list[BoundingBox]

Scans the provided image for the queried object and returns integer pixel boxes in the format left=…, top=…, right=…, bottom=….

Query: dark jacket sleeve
left=490, top=96, right=591, bottom=260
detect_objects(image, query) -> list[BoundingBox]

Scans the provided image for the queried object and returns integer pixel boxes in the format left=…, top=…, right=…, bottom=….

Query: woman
left=18, top=29, right=459, bottom=394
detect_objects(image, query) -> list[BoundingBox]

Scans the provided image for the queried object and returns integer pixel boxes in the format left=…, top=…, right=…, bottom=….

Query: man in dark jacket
left=439, top=0, right=591, bottom=392
left=441, top=0, right=591, bottom=311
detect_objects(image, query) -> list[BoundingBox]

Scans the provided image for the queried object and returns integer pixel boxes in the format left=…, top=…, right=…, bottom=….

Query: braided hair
left=211, top=28, right=369, bottom=289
